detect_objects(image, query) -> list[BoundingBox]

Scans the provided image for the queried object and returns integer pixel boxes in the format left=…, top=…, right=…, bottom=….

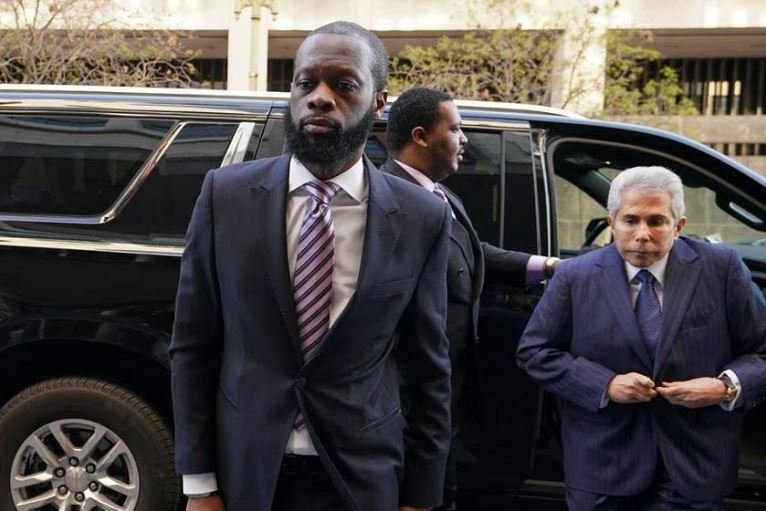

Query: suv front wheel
left=0, top=377, right=178, bottom=511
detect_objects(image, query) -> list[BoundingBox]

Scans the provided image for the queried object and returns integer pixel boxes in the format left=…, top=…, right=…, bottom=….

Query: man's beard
left=284, top=105, right=374, bottom=176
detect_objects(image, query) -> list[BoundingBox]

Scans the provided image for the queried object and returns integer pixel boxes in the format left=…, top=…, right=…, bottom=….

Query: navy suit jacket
left=517, top=237, right=766, bottom=500
left=170, top=154, right=452, bottom=510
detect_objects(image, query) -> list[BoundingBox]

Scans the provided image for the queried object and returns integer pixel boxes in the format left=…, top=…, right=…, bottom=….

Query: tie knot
left=305, top=181, right=341, bottom=206
left=636, top=269, right=655, bottom=285
left=432, top=186, right=448, bottom=203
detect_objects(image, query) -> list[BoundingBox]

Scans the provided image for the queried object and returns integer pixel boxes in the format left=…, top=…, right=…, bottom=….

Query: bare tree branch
left=0, top=0, right=201, bottom=87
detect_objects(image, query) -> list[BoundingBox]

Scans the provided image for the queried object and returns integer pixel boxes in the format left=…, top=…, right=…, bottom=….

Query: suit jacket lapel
left=653, top=238, right=702, bottom=378
left=356, top=156, right=404, bottom=294
left=248, top=155, right=301, bottom=358
left=443, top=186, right=484, bottom=303
left=595, top=245, right=653, bottom=371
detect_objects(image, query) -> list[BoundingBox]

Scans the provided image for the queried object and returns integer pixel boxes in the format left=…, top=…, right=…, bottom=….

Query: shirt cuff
left=599, top=389, right=610, bottom=409
left=718, top=369, right=742, bottom=411
left=526, top=255, right=548, bottom=284
left=183, top=473, right=218, bottom=495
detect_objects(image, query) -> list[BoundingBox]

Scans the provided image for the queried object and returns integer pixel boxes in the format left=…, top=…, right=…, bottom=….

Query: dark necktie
left=293, top=180, right=340, bottom=430
left=634, top=269, right=662, bottom=361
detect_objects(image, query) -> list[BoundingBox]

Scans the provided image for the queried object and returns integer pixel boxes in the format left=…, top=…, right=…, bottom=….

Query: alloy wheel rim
left=10, top=418, right=140, bottom=511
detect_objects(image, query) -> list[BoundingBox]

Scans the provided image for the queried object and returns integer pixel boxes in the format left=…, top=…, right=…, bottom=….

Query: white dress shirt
left=183, top=156, right=368, bottom=495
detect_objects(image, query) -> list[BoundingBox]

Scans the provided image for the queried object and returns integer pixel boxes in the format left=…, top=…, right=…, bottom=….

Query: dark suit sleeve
left=722, top=249, right=766, bottom=409
left=481, top=241, right=532, bottom=287
left=516, top=264, right=616, bottom=412
left=398, top=204, right=452, bottom=508
left=169, top=170, right=223, bottom=474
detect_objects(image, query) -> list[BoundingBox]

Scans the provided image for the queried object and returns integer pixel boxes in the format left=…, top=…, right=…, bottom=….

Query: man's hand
left=186, top=494, right=224, bottom=511
left=656, top=378, right=728, bottom=408
left=606, top=372, right=657, bottom=403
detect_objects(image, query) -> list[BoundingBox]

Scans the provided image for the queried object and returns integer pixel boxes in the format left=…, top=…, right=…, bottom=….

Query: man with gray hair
left=517, top=166, right=766, bottom=510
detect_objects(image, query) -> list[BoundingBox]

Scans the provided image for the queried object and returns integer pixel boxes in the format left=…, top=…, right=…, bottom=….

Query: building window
left=191, top=59, right=228, bottom=89
left=268, top=59, right=294, bottom=92
left=645, top=58, right=766, bottom=116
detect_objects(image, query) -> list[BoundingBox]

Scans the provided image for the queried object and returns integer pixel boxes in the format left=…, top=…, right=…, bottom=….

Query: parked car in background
left=0, top=86, right=764, bottom=511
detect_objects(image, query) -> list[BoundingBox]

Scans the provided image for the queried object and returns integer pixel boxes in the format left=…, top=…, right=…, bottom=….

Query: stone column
left=228, top=1, right=276, bottom=91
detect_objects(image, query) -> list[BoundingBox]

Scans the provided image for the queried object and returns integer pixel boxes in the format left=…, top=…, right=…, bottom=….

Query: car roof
left=0, top=84, right=580, bottom=117
left=1, top=84, right=763, bottom=188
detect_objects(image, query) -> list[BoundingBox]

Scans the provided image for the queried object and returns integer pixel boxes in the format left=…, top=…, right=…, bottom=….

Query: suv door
left=0, top=110, right=265, bottom=511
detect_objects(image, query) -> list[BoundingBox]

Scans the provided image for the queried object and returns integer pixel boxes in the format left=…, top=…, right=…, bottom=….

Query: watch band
left=543, top=257, right=557, bottom=279
left=718, top=374, right=738, bottom=402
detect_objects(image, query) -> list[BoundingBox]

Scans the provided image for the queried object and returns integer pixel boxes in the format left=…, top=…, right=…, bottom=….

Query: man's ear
left=411, top=126, right=429, bottom=148
left=674, top=216, right=687, bottom=238
left=373, top=90, right=387, bottom=119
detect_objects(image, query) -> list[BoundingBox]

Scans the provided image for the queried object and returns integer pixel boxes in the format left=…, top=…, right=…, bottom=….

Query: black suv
left=0, top=86, right=764, bottom=511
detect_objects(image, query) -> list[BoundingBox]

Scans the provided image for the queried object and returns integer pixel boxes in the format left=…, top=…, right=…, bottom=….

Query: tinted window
left=6, top=122, right=240, bottom=243
left=254, top=118, right=287, bottom=159
left=89, top=122, right=239, bottom=239
left=551, top=141, right=766, bottom=280
left=0, top=116, right=172, bottom=216
left=502, top=131, right=538, bottom=254
left=443, top=131, right=504, bottom=245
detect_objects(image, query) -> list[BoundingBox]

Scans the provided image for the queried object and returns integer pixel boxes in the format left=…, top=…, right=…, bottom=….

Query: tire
left=0, top=377, right=179, bottom=511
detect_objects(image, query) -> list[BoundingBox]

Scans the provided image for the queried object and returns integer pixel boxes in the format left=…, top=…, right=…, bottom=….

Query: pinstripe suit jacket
left=516, top=236, right=766, bottom=500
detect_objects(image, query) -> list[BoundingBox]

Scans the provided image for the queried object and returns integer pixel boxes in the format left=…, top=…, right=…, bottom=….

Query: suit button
left=295, top=377, right=306, bottom=389
left=457, top=268, right=465, bottom=276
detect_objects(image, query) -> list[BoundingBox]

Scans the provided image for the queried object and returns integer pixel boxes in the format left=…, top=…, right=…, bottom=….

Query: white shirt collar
left=394, top=159, right=437, bottom=192
left=624, top=252, right=670, bottom=287
left=288, top=156, right=367, bottom=203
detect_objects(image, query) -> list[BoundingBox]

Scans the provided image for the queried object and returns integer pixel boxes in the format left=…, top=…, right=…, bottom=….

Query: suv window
left=3, top=121, right=240, bottom=243
left=0, top=116, right=172, bottom=216
left=551, top=140, right=766, bottom=272
left=444, top=131, right=504, bottom=245
left=89, top=122, right=239, bottom=240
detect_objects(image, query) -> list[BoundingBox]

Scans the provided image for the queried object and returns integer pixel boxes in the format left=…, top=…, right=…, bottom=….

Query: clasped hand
left=607, top=373, right=727, bottom=408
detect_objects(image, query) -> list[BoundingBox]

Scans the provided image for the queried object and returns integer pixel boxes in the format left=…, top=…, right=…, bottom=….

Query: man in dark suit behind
left=517, top=165, right=766, bottom=510
left=170, top=23, right=452, bottom=511
left=381, top=87, right=561, bottom=510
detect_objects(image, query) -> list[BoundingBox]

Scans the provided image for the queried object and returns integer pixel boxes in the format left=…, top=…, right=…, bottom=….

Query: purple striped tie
left=293, top=180, right=340, bottom=430
left=432, top=185, right=448, bottom=205
left=433, top=184, right=455, bottom=218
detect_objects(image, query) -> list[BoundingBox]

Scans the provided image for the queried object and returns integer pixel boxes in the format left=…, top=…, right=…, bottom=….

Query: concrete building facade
left=121, top=0, right=766, bottom=111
